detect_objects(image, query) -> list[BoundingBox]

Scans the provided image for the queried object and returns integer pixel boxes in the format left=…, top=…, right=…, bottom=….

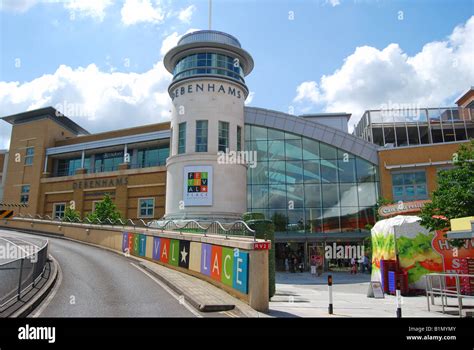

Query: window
left=20, top=185, right=30, bottom=204
left=237, top=126, right=242, bottom=152
left=94, top=152, right=123, bottom=173
left=57, top=158, right=90, bottom=176
left=218, top=121, right=229, bottom=152
left=392, top=171, right=428, bottom=201
left=137, top=147, right=169, bottom=168
left=178, top=122, right=186, bottom=154
left=138, top=198, right=154, bottom=218
left=53, top=203, right=66, bottom=219
left=195, top=120, right=208, bottom=152
left=24, top=147, right=34, bottom=165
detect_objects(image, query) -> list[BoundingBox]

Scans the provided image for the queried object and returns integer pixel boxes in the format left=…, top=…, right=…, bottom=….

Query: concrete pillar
left=248, top=249, right=269, bottom=312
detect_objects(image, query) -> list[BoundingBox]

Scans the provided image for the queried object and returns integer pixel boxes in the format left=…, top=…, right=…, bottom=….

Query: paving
left=269, top=271, right=473, bottom=318
left=139, top=259, right=267, bottom=317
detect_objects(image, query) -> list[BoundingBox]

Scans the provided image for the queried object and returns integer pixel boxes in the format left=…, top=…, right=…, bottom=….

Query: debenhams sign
left=171, top=82, right=244, bottom=101
left=73, top=177, right=128, bottom=190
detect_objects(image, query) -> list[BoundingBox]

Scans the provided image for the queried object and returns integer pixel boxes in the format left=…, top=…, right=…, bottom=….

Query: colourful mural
left=122, top=232, right=249, bottom=294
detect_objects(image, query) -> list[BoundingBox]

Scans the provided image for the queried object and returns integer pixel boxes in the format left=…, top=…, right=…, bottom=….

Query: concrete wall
left=0, top=218, right=270, bottom=312
left=165, top=79, right=247, bottom=220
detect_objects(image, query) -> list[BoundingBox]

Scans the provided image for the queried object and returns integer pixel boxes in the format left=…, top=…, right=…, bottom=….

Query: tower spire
left=208, top=0, right=212, bottom=30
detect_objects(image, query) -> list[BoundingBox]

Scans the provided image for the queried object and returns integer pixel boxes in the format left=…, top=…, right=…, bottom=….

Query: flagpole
left=209, top=0, right=212, bottom=30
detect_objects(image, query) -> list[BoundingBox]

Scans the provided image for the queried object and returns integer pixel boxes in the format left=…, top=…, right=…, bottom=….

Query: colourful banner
left=122, top=233, right=249, bottom=294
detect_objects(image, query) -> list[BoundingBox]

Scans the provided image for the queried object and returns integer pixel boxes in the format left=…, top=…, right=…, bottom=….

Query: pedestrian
left=363, top=254, right=370, bottom=274
left=351, top=257, right=357, bottom=274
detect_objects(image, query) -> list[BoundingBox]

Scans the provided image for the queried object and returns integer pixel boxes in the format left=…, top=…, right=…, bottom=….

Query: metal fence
left=425, top=272, right=474, bottom=317
left=0, top=239, right=49, bottom=311
left=13, top=213, right=257, bottom=240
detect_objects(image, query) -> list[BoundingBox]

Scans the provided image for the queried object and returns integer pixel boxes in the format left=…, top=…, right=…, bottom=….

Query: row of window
left=246, top=208, right=376, bottom=234
left=248, top=182, right=378, bottom=209
left=52, top=198, right=155, bottom=219
left=178, top=121, right=242, bottom=154
left=172, top=53, right=245, bottom=83
left=55, top=147, right=169, bottom=176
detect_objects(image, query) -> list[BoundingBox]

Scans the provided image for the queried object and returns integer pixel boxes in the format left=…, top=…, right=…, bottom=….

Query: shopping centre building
left=0, top=30, right=472, bottom=270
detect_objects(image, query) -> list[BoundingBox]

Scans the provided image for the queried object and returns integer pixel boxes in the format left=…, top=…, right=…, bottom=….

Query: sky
left=0, top=0, right=473, bottom=150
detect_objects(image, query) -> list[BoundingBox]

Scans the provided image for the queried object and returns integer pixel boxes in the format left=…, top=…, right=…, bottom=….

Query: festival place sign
left=183, top=165, right=213, bottom=206
left=122, top=232, right=249, bottom=294
left=378, top=200, right=431, bottom=218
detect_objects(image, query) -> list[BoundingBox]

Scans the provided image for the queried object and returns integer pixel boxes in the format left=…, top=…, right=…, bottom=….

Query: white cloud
left=0, top=62, right=173, bottom=149
left=0, top=0, right=39, bottom=13
left=120, top=0, right=165, bottom=26
left=178, top=5, right=196, bottom=24
left=245, top=91, right=255, bottom=105
left=64, top=0, right=114, bottom=21
left=328, top=0, right=341, bottom=7
left=294, top=81, right=320, bottom=104
left=0, top=29, right=202, bottom=149
left=293, top=16, right=474, bottom=131
left=159, top=28, right=200, bottom=57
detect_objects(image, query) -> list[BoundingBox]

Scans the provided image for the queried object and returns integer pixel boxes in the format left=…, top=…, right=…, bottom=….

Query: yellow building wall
left=378, top=141, right=469, bottom=201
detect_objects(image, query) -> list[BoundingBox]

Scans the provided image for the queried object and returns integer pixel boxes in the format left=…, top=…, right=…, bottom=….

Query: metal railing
left=0, top=239, right=49, bottom=311
left=13, top=214, right=257, bottom=240
left=425, top=273, right=474, bottom=317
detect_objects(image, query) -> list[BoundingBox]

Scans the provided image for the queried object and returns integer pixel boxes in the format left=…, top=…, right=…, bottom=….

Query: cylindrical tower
left=163, top=30, right=254, bottom=221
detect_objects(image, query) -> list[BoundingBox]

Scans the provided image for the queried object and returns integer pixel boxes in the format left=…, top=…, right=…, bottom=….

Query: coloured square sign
left=183, top=166, right=213, bottom=206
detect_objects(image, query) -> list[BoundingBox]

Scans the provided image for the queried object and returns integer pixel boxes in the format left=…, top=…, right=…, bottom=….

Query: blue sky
left=0, top=0, right=473, bottom=149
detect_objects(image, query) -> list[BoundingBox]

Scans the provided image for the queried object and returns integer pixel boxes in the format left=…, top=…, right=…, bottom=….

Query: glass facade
left=57, top=158, right=91, bottom=176
left=136, top=146, right=169, bottom=168
left=94, top=152, right=123, bottom=173
left=172, top=53, right=245, bottom=84
left=245, top=125, right=379, bottom=235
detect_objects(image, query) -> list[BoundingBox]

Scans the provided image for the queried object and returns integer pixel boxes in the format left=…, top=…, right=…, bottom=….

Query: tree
left=420, top=140, right=474, bottom=246
left=63, top=206, right=81, bottom=222
left=86, top=194, right=123, bottom=224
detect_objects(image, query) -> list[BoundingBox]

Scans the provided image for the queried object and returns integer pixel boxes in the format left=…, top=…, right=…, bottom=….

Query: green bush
left=86, top=194, right=123, bottom=224
left=243, top=212, right=275, bottom=299
left=63, top=206, right=81, bottom=222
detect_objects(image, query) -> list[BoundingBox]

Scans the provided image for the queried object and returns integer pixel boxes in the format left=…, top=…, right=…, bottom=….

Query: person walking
left=350, top=257, right=357, bottom=274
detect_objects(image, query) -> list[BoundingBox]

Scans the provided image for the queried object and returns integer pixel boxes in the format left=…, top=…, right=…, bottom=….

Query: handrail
left=425, top=272, right=474, bottom=317
left=0, top=240, right=49, bottom=311
left=9, top=214, right=257, bottom=239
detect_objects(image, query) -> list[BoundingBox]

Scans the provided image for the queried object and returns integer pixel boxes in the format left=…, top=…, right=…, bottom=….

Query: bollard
left=396, top=279, right=402, bottom=318
left=328, top=274, right=333, bottom=315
